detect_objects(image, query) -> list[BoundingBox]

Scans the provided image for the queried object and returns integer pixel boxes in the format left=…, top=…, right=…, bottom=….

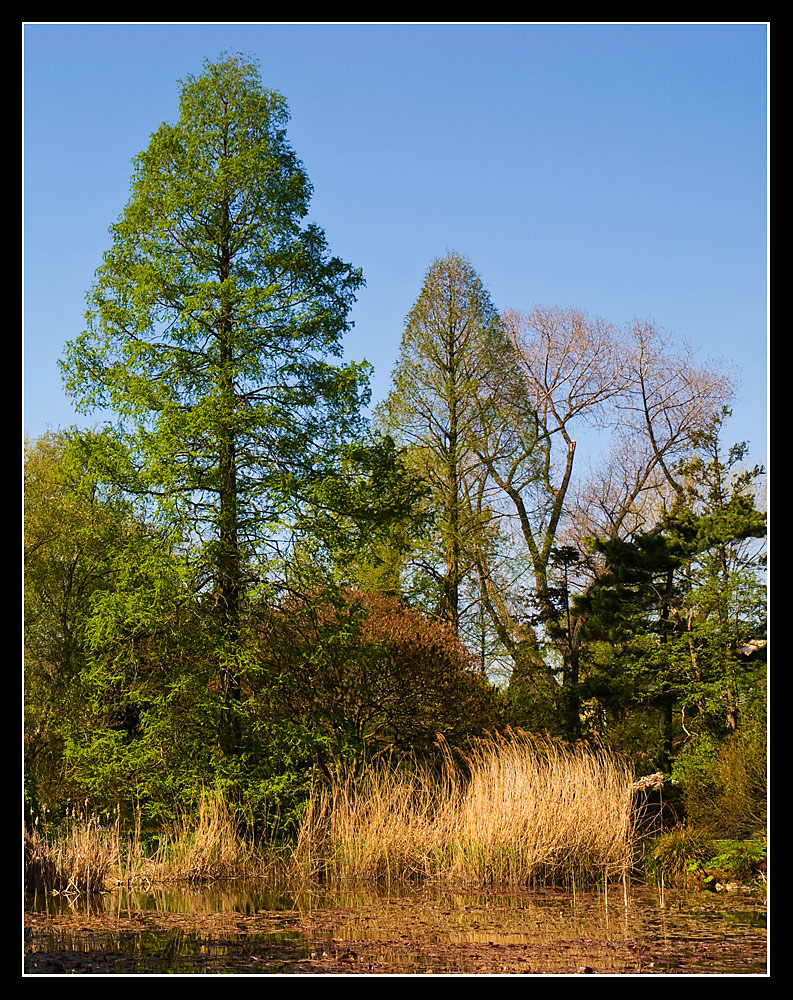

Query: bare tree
left=474, top=311, right=732, bottom=734
left=380, top=268, right=734, bottom=728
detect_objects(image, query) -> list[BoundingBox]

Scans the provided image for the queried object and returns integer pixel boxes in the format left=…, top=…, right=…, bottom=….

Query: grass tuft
left=24, top=792, right=277, bottom=894
left=154, top=790, right=273, bottom=882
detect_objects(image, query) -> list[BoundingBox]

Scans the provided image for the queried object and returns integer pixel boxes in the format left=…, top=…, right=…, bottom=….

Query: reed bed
left=24, top=793, right=276, bottom=894
left=294, top=733, right=636, bottom=886
left=25, top=736, right=636, bottom=893
left=24, top=810, right=127, bottom=894
left=155, top=791, right=275, bottom=882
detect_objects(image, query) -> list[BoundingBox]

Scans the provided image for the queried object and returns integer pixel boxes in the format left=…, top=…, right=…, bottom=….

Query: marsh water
left=24, top=880, right=767, bottom=975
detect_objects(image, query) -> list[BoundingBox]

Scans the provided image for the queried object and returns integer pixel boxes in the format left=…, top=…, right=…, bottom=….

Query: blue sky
left=23, top=23, right=768, bottom=466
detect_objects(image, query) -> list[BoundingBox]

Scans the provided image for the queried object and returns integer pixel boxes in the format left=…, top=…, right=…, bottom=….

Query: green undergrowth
left=644, top=827, right=766, bottom=889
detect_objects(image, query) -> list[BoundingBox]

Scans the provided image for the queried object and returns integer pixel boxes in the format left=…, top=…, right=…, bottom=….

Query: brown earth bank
left=23, top=886, right=767, bottom=976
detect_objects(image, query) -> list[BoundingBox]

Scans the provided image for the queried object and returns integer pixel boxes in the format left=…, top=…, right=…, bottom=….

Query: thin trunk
left=216, top=166, right=241, bottom=745
left=657, top=566, right=676, bottom=771
left=441, top=314, right=461, bottom=633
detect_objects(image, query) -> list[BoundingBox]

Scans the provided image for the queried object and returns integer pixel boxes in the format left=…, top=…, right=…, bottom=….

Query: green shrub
left=706, top=840, right=767, bottom=883
left=644, top=827, right=711, bottom=885
left=672, top=725, right=766, bottom=837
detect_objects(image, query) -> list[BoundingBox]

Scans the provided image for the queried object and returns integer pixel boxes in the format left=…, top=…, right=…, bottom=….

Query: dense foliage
left=262, top=589, right=500, bottom=755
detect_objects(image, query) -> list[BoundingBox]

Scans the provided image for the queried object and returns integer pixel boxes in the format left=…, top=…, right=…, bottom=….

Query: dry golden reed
left=24, top=809, right=123, bottom=894
left=156, top=790, right=275, bottom=882
left=24, top=792, right=276, bottom=894
left=24, top=735, right=636, bottom=893
left=294, top=732, right=636, bottom=886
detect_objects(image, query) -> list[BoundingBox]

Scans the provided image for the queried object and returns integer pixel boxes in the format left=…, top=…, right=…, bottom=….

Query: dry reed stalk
left=155, top=791, right=275, bottom=882
left=24, top=810, right=123, bottom=894
left=24, top=825, right=57, bottom=893
left=24, top=795, right=280, bottom=893
left=294, top=732, right=636, bottom=886
left=451, top=735, right=634, bottom=883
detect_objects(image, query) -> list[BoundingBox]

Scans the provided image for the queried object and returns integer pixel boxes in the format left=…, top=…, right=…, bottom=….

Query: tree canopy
left=378, top=252, right=515, bottom=639
left=31, top=58, right=496, bottom=827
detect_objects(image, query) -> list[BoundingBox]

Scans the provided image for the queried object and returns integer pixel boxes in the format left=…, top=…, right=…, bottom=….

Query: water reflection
left=25, top=880, right=767, bottom=975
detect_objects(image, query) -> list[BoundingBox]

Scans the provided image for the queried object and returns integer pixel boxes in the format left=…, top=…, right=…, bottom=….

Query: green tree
left=24, top=431, right=167, bottom=817
left=285, top=432, right=429, bottom=596
left=51, top=56, right=437, bottom=823
left=378, top=252, right=511, bottom=640
left=579, top=409, right=766, bottom=768
left=60, top=54, right=368, bottom=659
left=661, top=408, right=766, bottom=735
left=24, top=434, right=126, bottom=690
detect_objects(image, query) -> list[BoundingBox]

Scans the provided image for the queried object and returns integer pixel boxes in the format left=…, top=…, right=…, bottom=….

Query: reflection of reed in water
left=25, top=881, right=767, bottom=975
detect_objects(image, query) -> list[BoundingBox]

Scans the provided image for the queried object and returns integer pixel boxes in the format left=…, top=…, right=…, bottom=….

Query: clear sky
left=23, top=23, right=768, bottom=466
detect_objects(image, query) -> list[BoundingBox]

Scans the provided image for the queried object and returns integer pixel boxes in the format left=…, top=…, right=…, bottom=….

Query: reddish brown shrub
left=260, top=589, right=500, bottom=753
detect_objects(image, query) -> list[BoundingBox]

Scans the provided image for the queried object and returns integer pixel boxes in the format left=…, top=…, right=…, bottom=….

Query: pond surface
left=24, top=880, right=767, bottom=975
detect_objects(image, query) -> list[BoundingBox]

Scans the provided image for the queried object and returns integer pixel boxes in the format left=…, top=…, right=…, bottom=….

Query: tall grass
left=293, top=732, right=636, bottom=886
left=25, top=736, right=636, bottom=893
left=24, top=793, right=276, bottom=894
left=155, top=790, right=275, bottom=882
left=24, top=809, right=128, bottom=894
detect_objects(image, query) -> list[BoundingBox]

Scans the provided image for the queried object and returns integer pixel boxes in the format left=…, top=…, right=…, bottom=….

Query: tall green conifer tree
left=379, top=253, right=509, bottom=637
left=61, top=54, right=368, bottom=639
